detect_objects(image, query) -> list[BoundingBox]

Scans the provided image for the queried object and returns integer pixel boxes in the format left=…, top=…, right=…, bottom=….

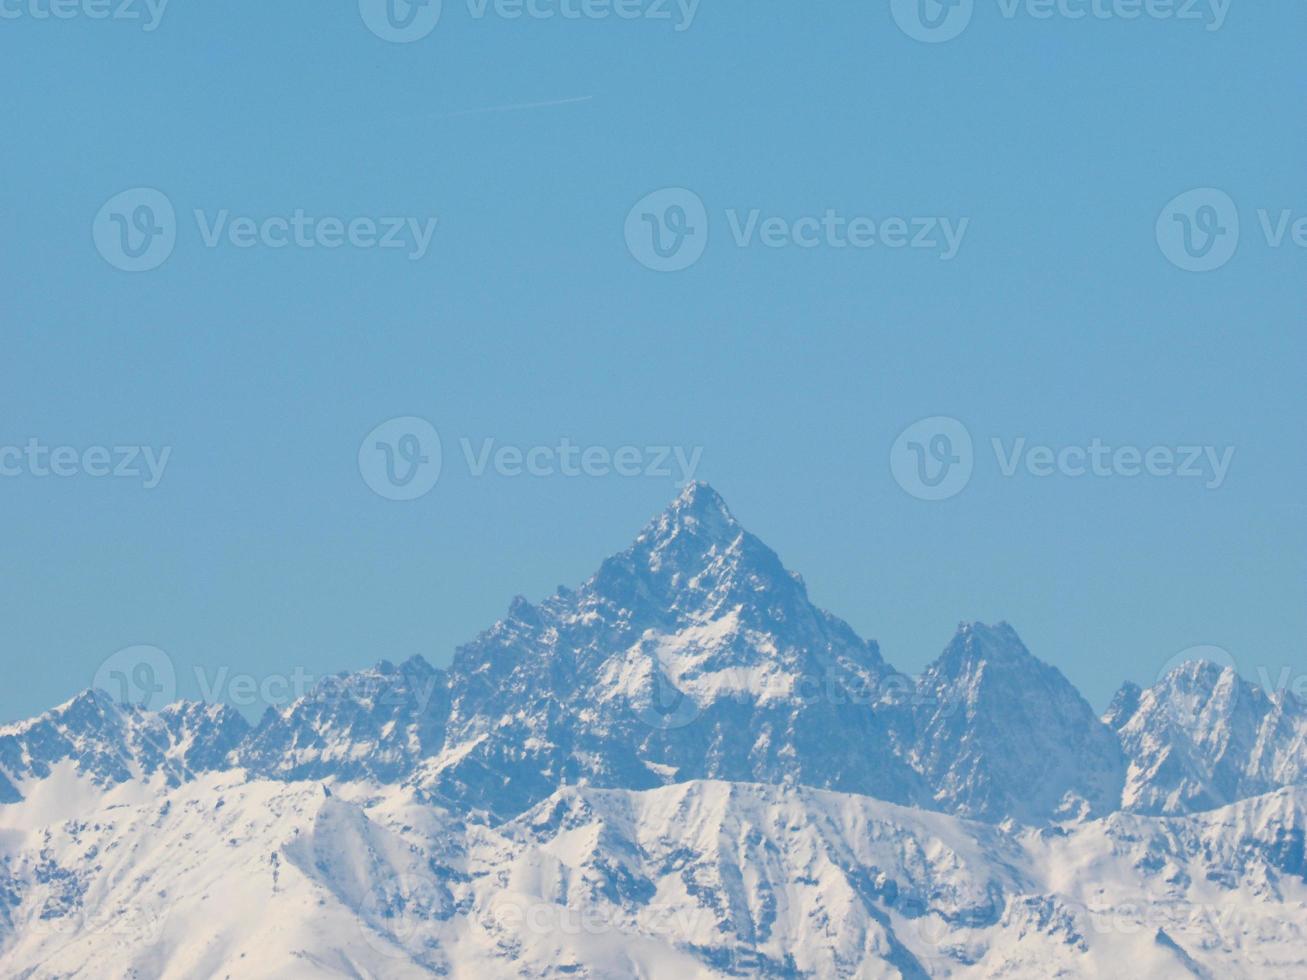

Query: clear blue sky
left=2, top=2, right=1303, bottom=721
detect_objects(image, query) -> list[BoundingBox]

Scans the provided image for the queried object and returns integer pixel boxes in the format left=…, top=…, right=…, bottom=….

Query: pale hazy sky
left=2, top=1, right=1303, bottom=720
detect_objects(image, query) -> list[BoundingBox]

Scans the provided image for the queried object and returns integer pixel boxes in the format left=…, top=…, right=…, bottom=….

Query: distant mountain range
left=1, top=484, right=1304, bottom=977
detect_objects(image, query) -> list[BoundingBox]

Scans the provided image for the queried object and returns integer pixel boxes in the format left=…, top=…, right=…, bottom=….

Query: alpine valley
left=2, top=485, right=1305, bottom=978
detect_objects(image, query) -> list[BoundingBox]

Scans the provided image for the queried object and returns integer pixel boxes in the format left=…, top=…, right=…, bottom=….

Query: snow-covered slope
left=2, top=774, right=1306, bottom=978
left=1, top=483, right=1305, bottom=976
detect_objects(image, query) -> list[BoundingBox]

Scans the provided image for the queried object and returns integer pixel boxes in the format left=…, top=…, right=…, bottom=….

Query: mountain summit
left=588, top=480, right=821, bottom=633
left=1, top=484, right=1301, bottom=831
left=655, top=479, right=738, bottom=536
left=2, top=485, right=1302, bottom=978
left=1109, top=660, right=1307, bottom=815
left=428, top=482, right=924, bottom=816
left=911, top=622, right=1127, bottom=822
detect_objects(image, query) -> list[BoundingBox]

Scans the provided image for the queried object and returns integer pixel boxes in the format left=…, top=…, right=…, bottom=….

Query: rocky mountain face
left=2, top=484, right=1305, bottom=977
left=2, top=484, right=1301, bottom=828
left=420, top=482, right=928, bottom=818
left=235, top=655, right=450, bottom=784
left=1107, top=660, right=1307, bottom=816
left=909, top=622, right=1127, bottom=824
left=0, top=690, right=249, bottom=802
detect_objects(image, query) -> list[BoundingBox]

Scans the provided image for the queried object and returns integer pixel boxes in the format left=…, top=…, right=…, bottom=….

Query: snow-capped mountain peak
left=911, top=621, right=1127, bottom=824
left=2, top=486, right=1306, bottom=976
left=935, top=620, right=1036, bottom=671
left=6, top=488, right=1301, bottom=833
left=0, top=688, right=250, bottom=803
left=427, top=483, right=918, bottom=816
left=1112, top=657, right=1307, bottom=816
left=581, top=481, right=816, bottom=635
left=645, top=479, right=740, bottom=543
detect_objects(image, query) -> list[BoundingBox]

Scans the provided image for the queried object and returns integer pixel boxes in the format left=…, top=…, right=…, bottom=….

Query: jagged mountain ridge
left=236, top=655, right=450, bottom=784
left=0, top=690, right=249, bottom=803
left=3, top=483, right=1306, bottom=978
left=0, top=483, right=1302, bottom=827
left=419, top=482, right=928, bottom=817
left=1107, top=660, right=1307, bottom=816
